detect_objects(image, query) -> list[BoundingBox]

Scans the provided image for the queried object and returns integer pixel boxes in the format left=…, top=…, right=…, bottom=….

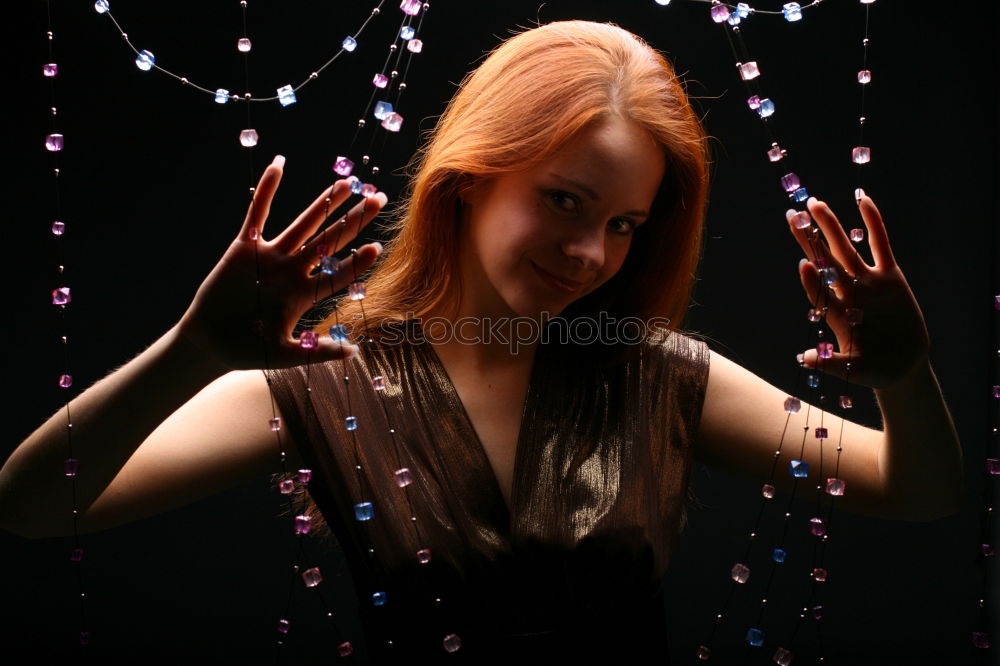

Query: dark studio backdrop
left=1, top=1, right=997, bottom=664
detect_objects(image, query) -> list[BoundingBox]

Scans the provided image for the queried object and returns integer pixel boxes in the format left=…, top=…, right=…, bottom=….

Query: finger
left=807, top=197, right=870, bottom=274
left=276, top=334, right=360, bottom=368
left=239, top=155, right=285, bottom=241
left=799, top=348, right=856, bottom=382
left=271, top=178, right=355, bottom=253
left=301, top=193, right=388, bottom=264
left=798, top=258, right=829, bottom=310
left=786, top=209, right=820, bottom=263
left=855, top=190, right=896, bottom=268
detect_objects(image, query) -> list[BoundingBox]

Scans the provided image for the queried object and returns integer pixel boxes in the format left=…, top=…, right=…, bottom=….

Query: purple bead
left=817, top=342, right=834, bottom=359
left=268, top=417, right=281, bottom=431
left=767, top=143, right=786, bottom=162
left=294, top=514, right=311, bottom=535
left=784, top=396, right=801, bottom=413
left=277, top=618, right=289, bottom=634
left=333, top=156, right=354, bottom=177
left=372, top=376, right=386, bottom=391
left=986, top=458, right=1000, bottom=475
left=79, top=631, right=91, bottom=645
left=394, top=467, right=414, bottom=487
left=838, top=395, right=853, bottom=409
left=443, top=633, right=462, bottom=653
left=762, top=483, right=775, bottom=499
left=852, top=147, right=871, bottom=164
left=747, top=95, right=762, bottom=110
left=774, top=647, right=794, bottom=666
left=373, top=72, right=389, bottom=88
left=239, top=129, right=259, bottom=147
left=697, top=645, right=712, bottom=661
left=299, top=331, right=318, bottom=349
left=850, top=228, right=864, bottom=242
left=811, top=567, right=828, bottom=582
left=807, top=308, right=823, bottom=322
left=70, top=547, right=84, bottom=562
left=64, top=458, right=80, bottom=477
left=361, top=184, right=377, bottom=199
left=780, top=172, right=801, bottom=193
left=710, top=3, right=731, bottom=22
left=381, top=112, right=404, bottom=133
left=815, top=427, right=828, bottom=439
left=738, top=61, right=760, bottom=80
left=730, top=562, right=750, bottom=584
left=348, top=282, right=367, bottom=300
left=407, top=39, right=423, bottom=54
left=809, top=517, right=827, bottom=536
left=338, top=642, right=354, bottom=657
left=51, top=221, right=65, bottom=235
left=400, top=0, right=422, bottom=15
left=993, top=385, right=1000, bottom=398
left=845, top=307, right=864, bottom=325
left=58, top=374, right=73, bottom=388
left=43, top=63, right=58, bottom=77
left=45, top=133, right=64, bottom=152
left=811, top=605, right=823, bottom=620
left=416, top=548, right=432, bottom=564
left=825, top=478, right=845, bottom=499
left=857, top=69, right=872, bottom=84
left=995, top=294, right=1000, bottom=310
left=982, top=544, right=995, bottom=557
left=278, top=479, right=294, bottom=494
left=301, top=567, right=322, bottom=588
left=237, top=38, right=252, bottom=53
left=296, top=469, right=312, bottom=483
left=972, top=632, right=990, bottom=649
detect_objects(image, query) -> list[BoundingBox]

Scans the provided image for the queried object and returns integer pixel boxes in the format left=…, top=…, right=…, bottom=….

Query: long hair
left=326, top=20, right=709, bottom=335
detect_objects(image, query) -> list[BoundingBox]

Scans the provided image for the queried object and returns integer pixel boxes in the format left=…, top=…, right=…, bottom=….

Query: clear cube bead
left=442, top=633, right=462, bottom=653
left=45, top=134, right=65, bottom=152
left=817, top=342, right=833, bottom=359
left=348, top=282, right=367, bottom=300
left=762, top=483, right=775, bottom=499
left=239, top=129, right=259, bottom=147
left=237, top=38, right=251, bottom=53
left=849, top=228, right=864, bottom=242
left=731, top=562, right=750, bottom=584
left=784, top=396, right=801, bottom=413
left=135, top=50, right=155, bottom=71
left=811, top=567, right=828, bottom=582
left=406, top=39, right=424, bottom=53
left=838, top=395, right=853, bottom=409
left=738, top=61, right=760, bottom=80
left=301, top=566, right=322, bottom=588
left=774, top=647, right=794, bottom=665
left=711, top=3, right=731, bottom=22
left=276, top=85, right=297, bottom=107
left=857, top=69, right=872, bottom=84
left=381, top=112, right=404, bottom=133
left=394, top=468, right=414, bottom=487
left=416, top=548, right=432, bottom=564
left=782, top=2, right=802, bottom=21
left=43, top=63, right=58, bottom=77
left=342, top=36, right=357, bottom=52
left=852, top=146, right=871, bottom=164
left=372, top=376, right=386, bottom=391
left=696, top=645, right=712, bottom=660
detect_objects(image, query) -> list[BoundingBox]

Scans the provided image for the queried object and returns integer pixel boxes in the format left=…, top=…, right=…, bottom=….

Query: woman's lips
left=530, top=261, right=585, bottom=294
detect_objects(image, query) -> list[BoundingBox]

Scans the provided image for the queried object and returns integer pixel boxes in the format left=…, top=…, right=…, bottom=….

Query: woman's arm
left=0, top=156, right=385, bottom=538
left=695, top=193, right=962, bottom=521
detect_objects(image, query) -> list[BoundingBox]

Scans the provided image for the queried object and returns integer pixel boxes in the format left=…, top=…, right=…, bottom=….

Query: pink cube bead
left=381, top=111, right=404, bottom=133
left=52, top=220, right=66, bottom=235
left=845, top=307, right=864, bottom=325
left=394, top=467, right=414, bottom=487
left=762, top=483, right=775, bottom=499
left=294, top=514, right=312, bottom=535
left=45, top=133, right=64, bottom=152
left=301, top=566, right=323, bottom=588
left=783, top=396, right=801, bottom=414
left=807, top=308, right=823, bottom=322
left=338, top=642, right=354, bottom=657
left=730, top=562, right=750, bottom=584
left=43, top=63, right=58, bottom=77
left=52, top=287, right=71, bottom=305
left=268, top=417, right=281, bottom=431
left=857, top=69, right=872, bottom=84
left=442, top=633, right=462, bottom=653
left=852, top=146, right=871, bottom=164
left=278, top=479, right=294, bottom=494
left=277, top=618, right=290, bottom=634
left=333, top=156, right=354, bottom=177
left=696, top=645, right=712, bottom=660
left=297, top=469, right=312, bottom=483
left=993, top=385, right=1000, bottom=398
left=70, top=547, right=84, bottom=562
left=738, top=61, right=760, bottom=80
left=780, top=172, right=801, bottom=193
left=825, top=478, right=846, bottom=496
left=400, top=0, right=422, bottom=15
left=849, top=228, right=864, bottom=242
left=972, top=632, right=990, bottom=649
left=809, top=516, right=827, bottom=536
left=747, top=95, right=762, bottom=110
left=774, top=647, right=794, bottom=666
left=373, top=73, right=389, bottom=88
left=767, top=143, right=786, bottom=162
left=372, top=376, right=386, bottom=391
left=986, top=458, right=1000, bottom=475
left=64, top=458, right=80, bottom=477
left=982, top=544, right=995, bottom=557
left=811, top=605, right=823, bottom=620
left=361, top=184, right=377, bottom=198
left=58, top=374, right=73, bottom=388
left=239, top=129, right=259, bottom=147
left=416, top=548, right=432, bottom=564
left=811, top=567, right=828, bottom=582
left=711, top=3, right=731, bottom=22
left=300, top=331, right=318, bottom=349
left=817, top=342, right=833, bottom=359
left=838, top=395, right=853, bottom=409
left=406, top=38, right=423, bottom=54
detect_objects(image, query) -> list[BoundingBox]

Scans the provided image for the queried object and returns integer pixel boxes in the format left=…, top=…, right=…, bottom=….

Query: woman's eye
left=610, top=217, right=637, bottom=235
left=548, top=190, right=579, bottom=212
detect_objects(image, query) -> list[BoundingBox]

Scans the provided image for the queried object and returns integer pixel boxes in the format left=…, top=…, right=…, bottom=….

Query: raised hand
left=177, top=155, right=386, bottom=372
left=787, top=191, right=929, bottom=389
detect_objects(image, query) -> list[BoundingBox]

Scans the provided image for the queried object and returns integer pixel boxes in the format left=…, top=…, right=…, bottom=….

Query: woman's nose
left=560, top=226, right=605, bottom=271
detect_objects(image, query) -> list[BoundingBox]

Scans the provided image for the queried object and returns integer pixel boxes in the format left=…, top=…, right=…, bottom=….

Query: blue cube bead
left=792, top=187, right=809, bottom=203
left=783, top=2, right=803, bottom=21
left=342, top=36, right=357, bottom=52
left=353, top=501, right=374, bottom=521
left=345, top=416, right=358, bottom=431
left=350, top=179, right=363, bottom=195
left=320, top=256, right=338, bottom=275
left=757, top=98, right=775, bottom=118
left=277, top=85, right=297, bottom=107
left=374, top=101, right=394, bottom=120
left=372, top=591, right=387, bottom=606
left=400, top=26, right=415, bottom=40
left=746, top=628, right=765, bottom=647
left=736, top=2, right=751, bottom=17
left=790, top=459, right=809, bottom=478
left=94, top=0, right=109, bottom=13
left=329, top=324, right=348, bottom=341
left=819, top=267, right=838, bottom=285
left=807, top=373, right=820, bottom=388
left=214, top=88, right=229, bottom=104
left=772, top=548, right=787, bottom=563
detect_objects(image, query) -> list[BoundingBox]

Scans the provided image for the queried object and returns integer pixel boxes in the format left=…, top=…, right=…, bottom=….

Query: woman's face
left=457, top=115, right=666, bottom=320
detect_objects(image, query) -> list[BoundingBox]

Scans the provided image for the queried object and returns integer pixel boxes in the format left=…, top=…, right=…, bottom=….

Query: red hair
left=328, top=20, right=709, bottom=333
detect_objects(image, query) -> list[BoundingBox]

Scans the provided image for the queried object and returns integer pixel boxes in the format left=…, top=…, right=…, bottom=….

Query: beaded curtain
left=2, top=1, right=995, bottom=663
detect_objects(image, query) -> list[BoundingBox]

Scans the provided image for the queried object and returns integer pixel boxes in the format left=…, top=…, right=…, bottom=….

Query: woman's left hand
left=787, top=192, right=929, bottom=389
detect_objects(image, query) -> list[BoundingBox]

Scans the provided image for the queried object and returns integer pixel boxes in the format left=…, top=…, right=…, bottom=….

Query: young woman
left=0, top=20, right=961, bottom=663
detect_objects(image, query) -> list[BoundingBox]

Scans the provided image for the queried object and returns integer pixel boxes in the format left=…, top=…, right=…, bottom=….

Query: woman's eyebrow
left=548, top=173, right=650, bottom=218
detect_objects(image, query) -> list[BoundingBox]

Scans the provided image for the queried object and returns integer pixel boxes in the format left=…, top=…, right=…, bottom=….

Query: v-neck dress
left=267, top=323, right=709, bottom=664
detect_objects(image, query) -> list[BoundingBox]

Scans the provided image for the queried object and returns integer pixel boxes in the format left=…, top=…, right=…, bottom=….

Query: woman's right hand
left=176, top=155, right=386, bottom=373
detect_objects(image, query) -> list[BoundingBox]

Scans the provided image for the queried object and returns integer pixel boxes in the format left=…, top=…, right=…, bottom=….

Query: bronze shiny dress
left=268, top=322, right=709, bottom=664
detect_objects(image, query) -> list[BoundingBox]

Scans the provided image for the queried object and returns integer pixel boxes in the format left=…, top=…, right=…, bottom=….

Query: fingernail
left=785, top=208, right=797, bottom=221
left=273, top=155, right=285, bottom=167
left=799, top=258, right=808, bottom=269
left=372, top=241, right=384, bottom=254
left=854, top=187, right=865, bottom=202
left=807, top=196, right=818, bottom=206
left=796, top=353, right=805, bottom=366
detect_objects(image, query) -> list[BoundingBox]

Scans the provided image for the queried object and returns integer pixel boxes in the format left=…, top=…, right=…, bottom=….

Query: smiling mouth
left=530, top=261, right=586, bottom=294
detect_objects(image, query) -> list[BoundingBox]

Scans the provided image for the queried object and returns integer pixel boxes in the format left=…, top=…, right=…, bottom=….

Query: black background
left=2, top=1, right=997, bottom=664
